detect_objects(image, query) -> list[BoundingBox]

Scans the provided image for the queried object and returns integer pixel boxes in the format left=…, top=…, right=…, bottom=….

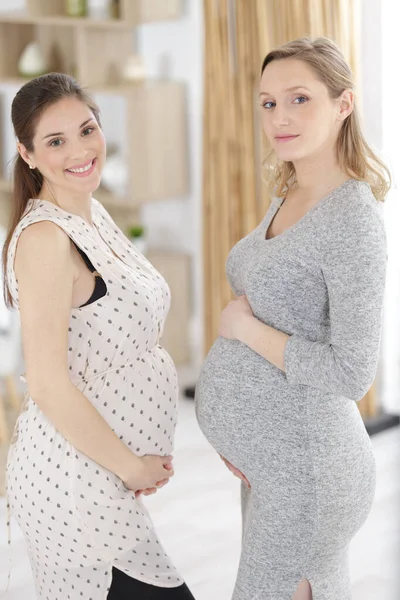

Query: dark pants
left=107, top=567, right=196, bottom=599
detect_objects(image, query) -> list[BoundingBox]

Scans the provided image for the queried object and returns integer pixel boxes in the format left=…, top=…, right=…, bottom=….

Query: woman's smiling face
left=20, top=96, right=106, bottom=197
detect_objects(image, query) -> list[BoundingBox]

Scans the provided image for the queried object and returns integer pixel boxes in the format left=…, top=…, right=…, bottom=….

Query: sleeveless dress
left=195, top=179, right=387, bottom=600
left=5, top=197, right=184, bottom=599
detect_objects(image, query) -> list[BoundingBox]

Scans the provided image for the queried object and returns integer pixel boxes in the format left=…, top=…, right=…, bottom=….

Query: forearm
left=29, top=379, right=139, bottom=481
left=235, top=314, right=289, bottom=372
left=235, top=314, right=377, bottom=401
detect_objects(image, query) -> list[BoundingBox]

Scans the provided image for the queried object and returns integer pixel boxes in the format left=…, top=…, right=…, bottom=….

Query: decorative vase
left=18, top=42, right=48, bottom=78
left=121, top=55, right=146, bottom=83
left=65, top=0, right=88, bottom=17
left=110, top=0, right=121, bottom=19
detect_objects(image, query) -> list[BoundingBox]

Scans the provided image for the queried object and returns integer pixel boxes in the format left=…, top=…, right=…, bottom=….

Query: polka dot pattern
left=5, top=198, right=183, bottom=597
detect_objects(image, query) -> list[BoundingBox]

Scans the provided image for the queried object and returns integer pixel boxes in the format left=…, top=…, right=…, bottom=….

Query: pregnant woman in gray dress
left=195, top=37, right=390, bottom=600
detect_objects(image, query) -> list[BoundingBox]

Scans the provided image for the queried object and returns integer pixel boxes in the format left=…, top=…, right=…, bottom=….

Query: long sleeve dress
left=195, top=179, right=387, bottom=600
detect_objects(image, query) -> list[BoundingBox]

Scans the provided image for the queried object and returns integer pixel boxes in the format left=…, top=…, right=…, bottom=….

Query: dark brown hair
left=2, top=72, right=101, bottom=308
left=260, top=37, right=391, bottom=202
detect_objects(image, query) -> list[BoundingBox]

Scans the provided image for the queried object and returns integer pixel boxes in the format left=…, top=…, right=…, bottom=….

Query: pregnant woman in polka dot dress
left=2, top=74, right=195, bottom=599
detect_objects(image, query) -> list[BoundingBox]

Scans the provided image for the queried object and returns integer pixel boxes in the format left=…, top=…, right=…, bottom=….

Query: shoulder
left=12, top=200, right=67, bottom=243
left=17, top=219, right=70, bottom=252
left=15, top=220, right=72, bottom=279
left=312, top=179, right=385, bottom=241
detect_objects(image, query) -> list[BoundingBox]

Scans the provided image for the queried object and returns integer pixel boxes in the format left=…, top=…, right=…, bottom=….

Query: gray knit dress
left=195, top=179, right=387, bottom=600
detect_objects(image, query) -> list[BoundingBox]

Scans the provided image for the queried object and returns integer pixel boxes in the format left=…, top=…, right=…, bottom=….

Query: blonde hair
left=261, top=37, right=391, bottom=202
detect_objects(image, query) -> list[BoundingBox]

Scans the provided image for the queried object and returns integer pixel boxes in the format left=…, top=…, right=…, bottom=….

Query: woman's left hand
left=218, top=295, right=254, bottom=340
left=135, top=462, right=173, bottom=498
left=220, top=455, right=251, bottom=489
left=135, top=477, right=170, bottom=498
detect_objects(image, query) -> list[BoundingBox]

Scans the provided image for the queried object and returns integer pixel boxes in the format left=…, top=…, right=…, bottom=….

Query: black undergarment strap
left=72, top=240, right=96, bottom=273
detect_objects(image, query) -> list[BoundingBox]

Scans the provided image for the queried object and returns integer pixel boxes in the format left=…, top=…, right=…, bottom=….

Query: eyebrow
left=42, top=118, right=95, bottom=140
left=259, top=86, right=311, bottom=97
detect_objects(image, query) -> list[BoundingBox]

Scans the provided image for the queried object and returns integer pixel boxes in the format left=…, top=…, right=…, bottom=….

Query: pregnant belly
left=79, top=345, right=178, bottom=457
left=195, top=337, right=303, bottom=475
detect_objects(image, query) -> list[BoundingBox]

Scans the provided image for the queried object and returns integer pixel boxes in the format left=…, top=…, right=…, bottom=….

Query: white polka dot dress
left=5, top=198, right=184, bottom=599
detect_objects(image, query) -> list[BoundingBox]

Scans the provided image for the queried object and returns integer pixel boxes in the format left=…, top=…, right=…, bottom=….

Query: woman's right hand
left=122, top=455, right=174, bottom=493
left=220, top=455, right=251, bottom=489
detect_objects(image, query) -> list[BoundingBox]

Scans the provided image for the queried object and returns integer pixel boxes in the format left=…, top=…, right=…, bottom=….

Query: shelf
left=0, top=80, right=188, bottom=204
left=0, top=22, right=77, bottom=81
left=0, top=20, right=135, bottom=88
left=0, top=0, right=189, bottom=214
left=0, top=1, right=183, bottom=26
left=0, top=76, right=150, bottom=97
left=0, top=76, right=176, bottom=97
left=0, top=10, right=132, bottom=29
left=0, top=179, right=131, bottom=208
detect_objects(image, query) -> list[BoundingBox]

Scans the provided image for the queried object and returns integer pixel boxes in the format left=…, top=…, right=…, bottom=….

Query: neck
left=39, top=183, right=94, bottom=226
left=292, top=141, right=349, bottom=194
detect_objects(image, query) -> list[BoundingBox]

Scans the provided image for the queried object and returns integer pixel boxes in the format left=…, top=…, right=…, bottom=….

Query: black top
left=73, top=241, right=107, bottom=307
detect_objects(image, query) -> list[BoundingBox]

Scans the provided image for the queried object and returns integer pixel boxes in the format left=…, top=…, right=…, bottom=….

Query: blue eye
left=294, top=96, right=308, bottom=104
left=262, top=101, right=275, bottom=109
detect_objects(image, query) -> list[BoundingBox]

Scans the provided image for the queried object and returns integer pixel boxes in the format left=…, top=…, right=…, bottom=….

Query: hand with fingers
left=121, top=455, right=174, bottom=498
left=220, top=455, right=251, bottom=488
left=135, top=463, right=174, bottom=498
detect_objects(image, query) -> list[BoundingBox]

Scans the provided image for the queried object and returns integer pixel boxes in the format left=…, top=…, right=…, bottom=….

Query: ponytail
left=2, top=155, right=43, bottom=307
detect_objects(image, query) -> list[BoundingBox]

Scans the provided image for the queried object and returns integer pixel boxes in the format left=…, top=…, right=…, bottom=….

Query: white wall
left=360, top=0, right=383, bottom=151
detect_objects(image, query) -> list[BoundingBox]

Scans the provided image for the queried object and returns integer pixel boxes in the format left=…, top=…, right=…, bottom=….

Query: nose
left=69, top=138, right=89, bottom=160
left=271, top=104, right=290, bottom=128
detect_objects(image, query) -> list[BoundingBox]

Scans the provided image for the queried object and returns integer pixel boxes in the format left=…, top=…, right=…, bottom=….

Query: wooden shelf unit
left=0, top=80, right=188, bottom=212
left=0, top=3, right=189, bottom=216
left=0, top=1, right=191, bottom=365
left=23, top=0, right=182, bottom=24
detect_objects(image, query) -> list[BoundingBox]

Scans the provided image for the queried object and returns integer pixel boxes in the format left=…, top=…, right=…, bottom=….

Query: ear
left=17, top=142, right=35, bottom=169
left=337, top=90, right=354, bottom=121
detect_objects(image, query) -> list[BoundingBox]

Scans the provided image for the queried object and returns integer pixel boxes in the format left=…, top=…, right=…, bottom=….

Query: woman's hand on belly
left=218, top=295, right=254, bottom=339
left=220, top=455, right=251, bottom=488
left=122, top=454, right=174, bottom=494
left=135, top=464, right=173, bottom=498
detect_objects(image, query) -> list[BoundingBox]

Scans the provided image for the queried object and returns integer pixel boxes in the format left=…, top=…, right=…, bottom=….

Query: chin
left=74, top=175, right=102, bottom=194
left=275, top=149, right=308, bottom=164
